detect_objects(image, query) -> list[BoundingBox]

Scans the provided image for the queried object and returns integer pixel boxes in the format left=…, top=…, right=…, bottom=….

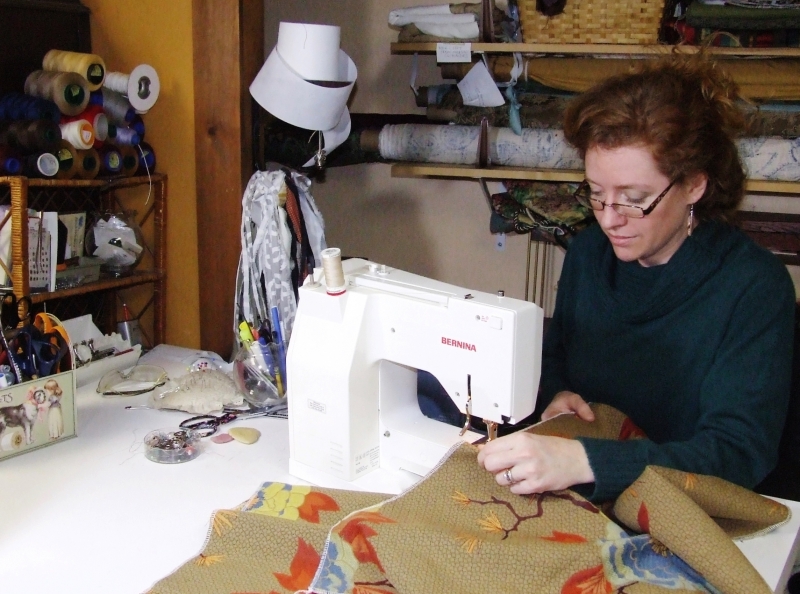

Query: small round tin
left=144, top=427, right=202, bottom=464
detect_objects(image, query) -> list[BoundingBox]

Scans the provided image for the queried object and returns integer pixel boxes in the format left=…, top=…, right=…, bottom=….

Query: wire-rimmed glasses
left=574, top=180, right=675, bottom=218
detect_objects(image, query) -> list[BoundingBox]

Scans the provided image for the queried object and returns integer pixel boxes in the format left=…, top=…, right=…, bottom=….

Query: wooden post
left=192, top=0, right=264, bottom=358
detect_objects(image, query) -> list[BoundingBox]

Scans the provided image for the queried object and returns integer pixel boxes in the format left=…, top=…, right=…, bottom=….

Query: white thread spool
left=60, top=120, right=95, bottom=150
left=321, top=247, right=346, bottom=295
left=0, top=428, right=24, bottom=451
left=104, top=64, right=160, bottom=113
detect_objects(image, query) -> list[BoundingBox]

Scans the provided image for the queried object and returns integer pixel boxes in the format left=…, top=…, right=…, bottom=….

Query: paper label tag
left=436, top=43, right=472, bottom=63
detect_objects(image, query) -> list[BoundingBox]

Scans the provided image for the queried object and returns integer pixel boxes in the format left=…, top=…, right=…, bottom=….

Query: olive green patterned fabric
left=148, top=404, right=789, bottom=594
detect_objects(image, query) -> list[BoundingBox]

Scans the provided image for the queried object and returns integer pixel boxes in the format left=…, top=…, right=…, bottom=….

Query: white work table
left=0, top=352, right=799, bottom=594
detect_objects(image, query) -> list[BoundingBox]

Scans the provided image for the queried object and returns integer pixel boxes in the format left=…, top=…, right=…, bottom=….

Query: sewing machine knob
left=497, top=290, right=505, bottom=297
left=378, top=264, right=389, bottom=275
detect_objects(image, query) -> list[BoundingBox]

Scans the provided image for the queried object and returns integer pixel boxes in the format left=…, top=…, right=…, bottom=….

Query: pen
left=270, top=306, right=287, bottom=390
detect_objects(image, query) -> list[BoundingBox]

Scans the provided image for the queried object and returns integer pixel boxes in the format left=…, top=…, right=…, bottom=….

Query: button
left=489, top=316, right=502, bottom=330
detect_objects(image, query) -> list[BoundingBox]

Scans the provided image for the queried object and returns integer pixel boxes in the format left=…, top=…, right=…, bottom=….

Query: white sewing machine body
left=286, top=258, right=543, bottom=489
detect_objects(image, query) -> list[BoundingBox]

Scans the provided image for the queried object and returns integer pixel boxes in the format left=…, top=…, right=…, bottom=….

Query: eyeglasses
left=574, top=180, right=676, bottom=219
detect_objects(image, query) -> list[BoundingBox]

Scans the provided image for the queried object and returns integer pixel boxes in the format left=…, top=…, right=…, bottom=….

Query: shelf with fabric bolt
left=388, top=41, right=800, bottom=195
left=390, top=42, right=800, bottom=57
left=0, top=173, right=167, bottom=346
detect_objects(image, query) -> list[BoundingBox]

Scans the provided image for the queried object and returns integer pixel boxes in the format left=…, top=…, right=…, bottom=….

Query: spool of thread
left=135, top=141, right=156, bottom=175
left=103, top=64, right=160, bottom=113
left=114, top=126, right=140, bottom=146
left=0, top=428, right=23, bottom=451
left=0, top=93, right=60, bottom=123
left=99, top=88, right=135, bottom=125
left=60, top=119, right=94, bottom=150
left=117, top=144, right=140, bottom=177
left=24, top=70, right=90, bottom=116
left=1, top=154, right=21, bottom=174
left=98, top=144, right=122, bottom=175
left=74, top=147, right=100, bottom=179
left=321, top=247, right=346, bottom=295
left=23, top=152, right=59, bottom=177
left=54, top=140, right=78, bottom=179
left=129, top=114, right=145, bottom=141
left=63, top=105, right=109, bottom=143
left=43, top=49, right=106, bottom=91
left=3, top=119, right=62, bottom=152
left=0, top=146, right=22, bottom=174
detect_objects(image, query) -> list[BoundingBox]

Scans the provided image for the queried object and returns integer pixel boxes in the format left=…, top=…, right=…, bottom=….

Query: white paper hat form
left=250, top=22, right=357, bottom=166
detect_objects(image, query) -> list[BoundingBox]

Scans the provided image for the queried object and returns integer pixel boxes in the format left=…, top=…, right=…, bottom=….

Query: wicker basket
left=520, top=0, right=667, bottom=45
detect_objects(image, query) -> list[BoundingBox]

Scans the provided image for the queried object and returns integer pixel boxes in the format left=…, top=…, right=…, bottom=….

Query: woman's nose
left=596, top=204, right=627, bottom=228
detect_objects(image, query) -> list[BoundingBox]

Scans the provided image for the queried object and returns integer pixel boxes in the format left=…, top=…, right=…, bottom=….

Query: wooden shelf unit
left=0, top=173, right=167, bottom=345
left=390, top=42, right=800, bottom=58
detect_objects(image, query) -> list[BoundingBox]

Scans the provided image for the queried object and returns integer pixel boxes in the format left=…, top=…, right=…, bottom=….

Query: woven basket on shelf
left=520, top=0, right=667, bottom=45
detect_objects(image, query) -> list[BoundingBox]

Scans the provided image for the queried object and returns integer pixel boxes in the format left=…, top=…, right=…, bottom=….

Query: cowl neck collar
left=588, top=220, right=735, bottom=323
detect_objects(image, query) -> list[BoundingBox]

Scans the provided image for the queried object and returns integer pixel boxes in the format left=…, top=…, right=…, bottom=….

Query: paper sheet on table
left=458, top=61, right=505, bottom=107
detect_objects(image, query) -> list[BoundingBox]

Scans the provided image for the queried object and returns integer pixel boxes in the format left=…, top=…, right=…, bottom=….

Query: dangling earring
left=687, top=204, right=694, bottom=237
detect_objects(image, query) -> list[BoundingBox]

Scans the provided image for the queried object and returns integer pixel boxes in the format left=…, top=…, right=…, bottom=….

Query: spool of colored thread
left=63, top=105, right=109, bottom=142
left=54, top=140, right=78, bottom=179
left=129, top=114, right=145, bottom=141
left=60, top=119, right=94, bottom=150
left=103, top=64, right=160, bottom=113
left=14, top=120, right=62, bottom=152
left=23, top=152, right=59, bottom=177
left=0, top=93, right=60, bottom=123
left=99, top=88, right=135, bottom=125
left=74, top=147, right=100, bottom=179
left=114, top=126, right=140, bottom=146
left=24, top=70, right=90, bottom=116
left=43, top=49, right=106, bottom=92
left=135, top=142, right=156, bottom=175
left=97, top=144, right=122, bottom=175
left=117, top=144, right=140, bottom=177
left=0, top=146, right=22, bottom=175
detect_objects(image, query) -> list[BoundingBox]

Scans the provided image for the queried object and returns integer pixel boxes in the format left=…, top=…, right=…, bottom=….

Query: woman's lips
left=607, top=234, right=635, bottom=247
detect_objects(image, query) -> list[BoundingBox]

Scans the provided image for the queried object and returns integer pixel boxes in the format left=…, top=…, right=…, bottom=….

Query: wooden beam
left=193, top=0, right=263, bottom=358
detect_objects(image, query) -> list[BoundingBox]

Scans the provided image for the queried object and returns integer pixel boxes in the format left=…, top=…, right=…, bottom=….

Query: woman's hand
left=541, top=390, right=595, bottom=422
left=477, top=432, right=595, bottom=494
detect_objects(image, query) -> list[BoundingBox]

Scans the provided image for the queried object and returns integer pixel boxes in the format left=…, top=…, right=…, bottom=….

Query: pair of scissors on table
left=179, top=404, right=287, bottom=437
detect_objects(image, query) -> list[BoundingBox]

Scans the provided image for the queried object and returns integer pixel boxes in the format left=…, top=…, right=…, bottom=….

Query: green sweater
left=541, top=220, right=795, bottom=502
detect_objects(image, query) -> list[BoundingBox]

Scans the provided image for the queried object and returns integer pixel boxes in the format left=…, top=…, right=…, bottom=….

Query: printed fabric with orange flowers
left=147, top=404, right=788, bottom=594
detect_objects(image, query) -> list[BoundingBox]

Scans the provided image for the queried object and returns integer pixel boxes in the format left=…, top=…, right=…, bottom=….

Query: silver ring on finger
left=503, top=467, right=515, bottom=484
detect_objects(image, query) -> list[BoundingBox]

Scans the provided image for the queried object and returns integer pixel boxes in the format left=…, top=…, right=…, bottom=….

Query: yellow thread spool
left=43, top=49, right=106, bottom=91
left=55, top=140, right=78, bottom=180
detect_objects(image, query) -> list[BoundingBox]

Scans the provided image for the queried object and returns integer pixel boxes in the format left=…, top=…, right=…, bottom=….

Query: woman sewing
left=477, top=54, right=795, bottom=502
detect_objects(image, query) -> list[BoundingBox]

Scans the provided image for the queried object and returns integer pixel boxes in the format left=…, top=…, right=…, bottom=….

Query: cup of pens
left=232, top=339, right=285, bottom=409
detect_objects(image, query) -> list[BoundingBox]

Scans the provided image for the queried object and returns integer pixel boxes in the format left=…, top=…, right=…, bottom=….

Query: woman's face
left=584, top=145, right=706, bottom=267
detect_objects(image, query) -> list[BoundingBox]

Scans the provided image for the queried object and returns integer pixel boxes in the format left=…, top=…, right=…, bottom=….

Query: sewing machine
left=286, top=258, right=543, bottom=489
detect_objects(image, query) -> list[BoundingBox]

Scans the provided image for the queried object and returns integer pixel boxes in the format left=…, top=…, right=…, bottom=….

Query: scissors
left=178, top=405, right=286, bottom=438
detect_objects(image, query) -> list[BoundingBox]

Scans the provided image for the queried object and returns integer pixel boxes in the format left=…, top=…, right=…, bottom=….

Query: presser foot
left=485, top=421, right=498, bottom=441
